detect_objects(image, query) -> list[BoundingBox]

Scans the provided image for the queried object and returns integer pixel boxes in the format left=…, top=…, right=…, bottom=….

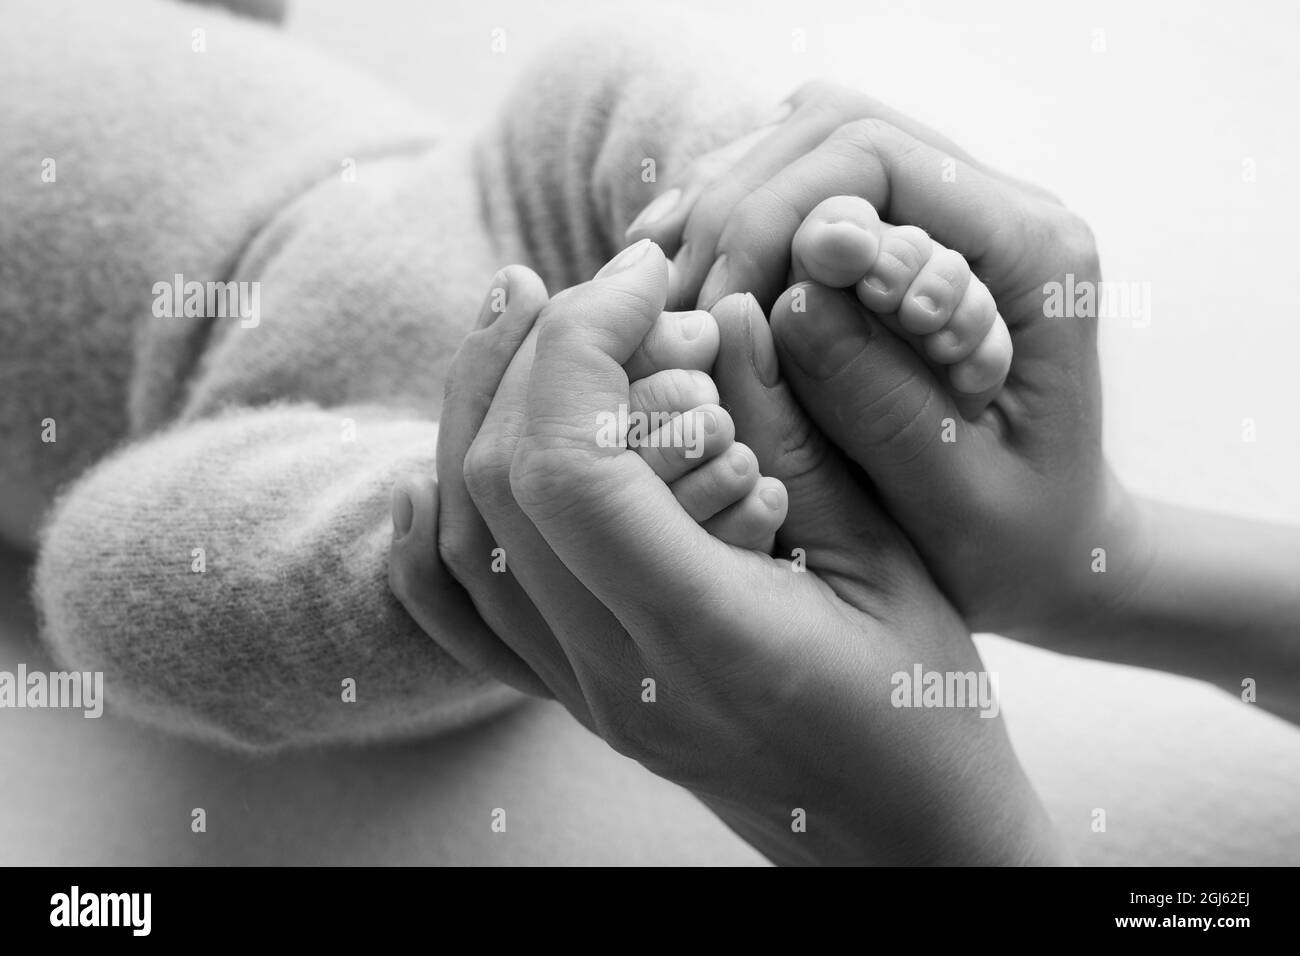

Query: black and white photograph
left=0, top=0, right=1296, bottom=897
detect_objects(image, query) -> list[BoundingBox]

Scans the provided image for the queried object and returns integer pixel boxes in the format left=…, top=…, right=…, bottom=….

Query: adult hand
left=390, top=242, right=1065, bottom=865
left=628, top=81, right=1124, bottom=640
left=625, top=80, right=1064, bottom=311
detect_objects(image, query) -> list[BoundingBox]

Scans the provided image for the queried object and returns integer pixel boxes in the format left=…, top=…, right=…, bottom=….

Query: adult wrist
left=1005, top=467, right=1152, bottom=649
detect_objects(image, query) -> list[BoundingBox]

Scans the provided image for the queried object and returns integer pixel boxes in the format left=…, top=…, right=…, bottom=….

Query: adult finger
left=697, top=119, right=1058, bottom=312
left=389, top=472, right=549, bottom=697
left=769, top=282, right=996, bottom=511
left=709, top=292, right=923, bottom=607
left=402, top=265, right=572, bottom=699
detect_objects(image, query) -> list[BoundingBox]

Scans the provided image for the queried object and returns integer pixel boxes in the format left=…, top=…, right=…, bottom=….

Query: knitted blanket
left=0, top=0, right=764, bottom=749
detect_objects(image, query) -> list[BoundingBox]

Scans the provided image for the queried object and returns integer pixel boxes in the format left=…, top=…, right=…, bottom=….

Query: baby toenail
left=597, top=238, right=653, bottom=278
left=729, top=448, right=751, bottom=475
left=628, top=188, right=682, bottom=232
left=679, top=311, right=705, bottom=341
left=933, top=330, right=960, bottom=352
left=700, top=409, right=720, bottom=435
left=914, top=294, right=940, bottom=315
left=862, top=276, right=889, bottom=296
left=759, top=487, right=784, bottom=510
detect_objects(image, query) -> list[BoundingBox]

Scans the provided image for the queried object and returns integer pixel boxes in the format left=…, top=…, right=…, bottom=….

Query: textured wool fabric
left=0, top=0, right=767, bottom=749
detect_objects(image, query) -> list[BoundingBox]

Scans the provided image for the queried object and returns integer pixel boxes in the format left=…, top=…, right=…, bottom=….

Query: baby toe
left=898, top=245, right=971, bottom=336
left=670, top=442, right=761, bottom=522
left=629, top=369, right=719, bottom=422
left=792, top=195, right=883, bottom=288
left=923, top=276, right=997, bottom=364
left=624, top=309, right=719, bottom=380
left=701, top=476, right=788, bottom=552
left=632, top=403, right=734, bottom=484
left=854, top=225, right=933, bottom=316
left=949, top=316, right=1013, bottom=395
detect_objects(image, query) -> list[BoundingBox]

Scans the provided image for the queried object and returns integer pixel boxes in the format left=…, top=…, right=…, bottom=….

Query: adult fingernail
left=779, top=288, right=870, bottom=381
left=744, top=294, right=780, bottom=387
left=679, top=311, right=706, bottom=341
left=699, top=255, right=729, bottom=309
left=474, top=272, right=509, bottom=329
left=392, top=487, right=414, bottom=538
left=628, top=188, right=682, bottom=232
left=596, top=238, right=653, bottom=278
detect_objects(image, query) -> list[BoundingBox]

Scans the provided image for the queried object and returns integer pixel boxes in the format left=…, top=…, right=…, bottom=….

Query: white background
left=1, top=0, right=1297, bottom=864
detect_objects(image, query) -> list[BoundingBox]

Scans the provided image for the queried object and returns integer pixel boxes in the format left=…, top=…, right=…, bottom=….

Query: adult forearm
left=1043, top=495, right=1300, bottom=723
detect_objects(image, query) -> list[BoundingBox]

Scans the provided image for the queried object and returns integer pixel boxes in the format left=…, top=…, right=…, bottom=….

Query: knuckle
left=686, top=148, right=732, bottom=184
left=682, top=189, right=735, bottom=245
left=1060, top=212, right=1101, bottom=278
left=861, top=376, right=944, bottom=466
left=508, top=439, right=589, bottom=522
left=769, top=414, right=831, bottom=486
left=462, top=433, right=513, bottom=503
left=793, top=80, right=871, bottom=119
left=828, top=116, right=896, bottom=156
left=722, top=184, right=801, bottom=252
left=834, top=115, right=882, bottom=140
left=1031, top=207, right=1101, bottom=284
left=792, top=79, right=837, bottom=105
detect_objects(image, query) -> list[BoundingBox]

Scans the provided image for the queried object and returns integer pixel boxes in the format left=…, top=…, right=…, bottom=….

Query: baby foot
left=627, top=370, right=788, bottom=552
left=790, top=195, right=1012, bottom=413
left=618, top=306, right=788, bottom=553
